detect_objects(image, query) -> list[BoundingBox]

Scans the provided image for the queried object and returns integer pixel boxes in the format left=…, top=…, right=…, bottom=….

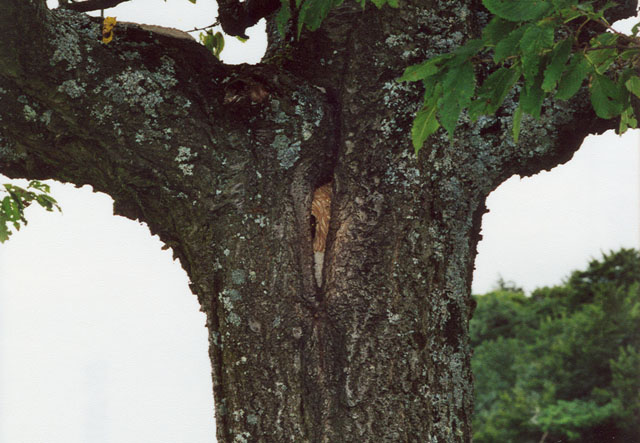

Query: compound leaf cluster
left=0, top=181, right=61, bottom=243
left=399, top=0, right=640, bottom=153
left=200, top=29, right=226, bottom=59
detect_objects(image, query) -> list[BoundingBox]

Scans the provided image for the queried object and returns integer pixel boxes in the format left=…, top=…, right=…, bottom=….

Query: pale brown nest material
left=311, top=183, right=332, bottom=252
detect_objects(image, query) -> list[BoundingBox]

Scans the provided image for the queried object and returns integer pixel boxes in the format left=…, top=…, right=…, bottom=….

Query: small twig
left=583, top=43, right=640, bottom=52
left=574, top=16, right=592, bottom=43
left=187, top=21, right=221, bottom=33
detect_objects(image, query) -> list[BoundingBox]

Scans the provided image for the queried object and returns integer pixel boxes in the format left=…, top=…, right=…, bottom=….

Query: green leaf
left=187, top=0, right=196, bottom=3
left=585, top=33, right=618, bottom=74
left=449, top=39, right=485, bottom=65
left=297, top=0, right=344, bottom=37
left=1, top=196, right=13, bottom=219
left=619, top=67, right=636, bottom=88
left=469, top=66, right=521, bottom=119
left=551, top=0, right=577, bottom=8
left=398, top=55, right=451, bottom=82
left=369, top=0, right=399, bottom=7
left=590, top=74, right=624, bottom=119
left=482, top=0, right=552, bottom=22
left=28, top=180, right=50, bottom=193
left=555, top=54, right=590, bottom=100
left=36, top=194, right=60, bottom=212
left=0, top=180, right=60, bottom=243
left=398, top=62, right=437, bottom=83
left=585, top=48, right=617, bottom=75
left=0, top=222, right=9, bottom=243
left=542, top=38, right=573, bottom=92
left=213, top=32, right=225, bottom=58
left=591, top=32, right=618, bottom=47
left=494, top=25, right=527, bottom=63
left=275, top=1, right=291, bottom=37
left=200, top=30, right=214, bottom=51
left=519, top=72, right=545, bottom=118
left=199, top=30, right=225, bottom=59
left=575, top=2, right=593, bottom=12
left=512, top=104, right=523, bottom=143
left=482, top=17, right=518, bottom=46
left=520, top=24, right=554, bottom=82
left=3, top=194, right=22, bottom=221
left=619, top=48, right=640, bottom=61
left=619, top=106, right=637, bottom=133
left=437, top=61, right=476, bottom=138
left=560, top=5, right=586, bottom=23
left=412, top=82, right=442, bottom=153
left=625, top=75, right=640, bottom=98
left=412, top=106, right=440, bottom=153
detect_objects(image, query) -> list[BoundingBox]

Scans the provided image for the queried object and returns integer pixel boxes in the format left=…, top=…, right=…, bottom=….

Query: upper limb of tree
left=399, top=0, right=640, bottom=151
left=59, top=0, right=133, bottom=13
left=0, top=0, right=334, bottom=246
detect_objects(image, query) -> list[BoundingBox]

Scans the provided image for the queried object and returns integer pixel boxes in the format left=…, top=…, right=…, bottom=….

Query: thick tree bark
left=0, top=0, right=635, bottom=441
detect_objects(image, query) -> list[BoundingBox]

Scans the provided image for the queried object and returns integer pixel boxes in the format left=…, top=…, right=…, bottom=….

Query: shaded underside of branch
left=60, top=0, right=132, bottom=13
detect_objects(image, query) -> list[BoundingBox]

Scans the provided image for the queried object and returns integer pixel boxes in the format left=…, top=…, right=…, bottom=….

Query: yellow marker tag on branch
left=102, top=17, right=117, bottom=44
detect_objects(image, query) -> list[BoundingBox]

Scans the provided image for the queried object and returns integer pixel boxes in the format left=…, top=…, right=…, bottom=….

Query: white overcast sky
left=0, top=1, right=638, bottom=442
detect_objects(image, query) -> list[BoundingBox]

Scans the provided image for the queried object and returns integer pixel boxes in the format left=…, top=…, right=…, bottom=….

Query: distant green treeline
left=472, top=249, right=640, bottom=443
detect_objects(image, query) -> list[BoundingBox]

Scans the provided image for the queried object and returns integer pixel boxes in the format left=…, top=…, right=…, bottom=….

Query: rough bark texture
left=0, top=0, right=636, bottom=441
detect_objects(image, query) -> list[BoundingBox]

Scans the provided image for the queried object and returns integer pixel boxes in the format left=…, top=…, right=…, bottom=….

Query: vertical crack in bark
left=311, top=181, right=332, bottom=287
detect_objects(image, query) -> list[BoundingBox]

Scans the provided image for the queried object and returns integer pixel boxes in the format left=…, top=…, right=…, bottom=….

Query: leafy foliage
left=0, top=181, right=61, bottom=243
left=189, top=0, right=398, bottom=38
left=189, top=0, right=640, bottom=154
left=399, top=0, right=640, bottom=152
left=472, top=249, right=640, bottom=442
left=199, top=29, right=225, bottom=59
left=274, top=0, right=398, bottom=38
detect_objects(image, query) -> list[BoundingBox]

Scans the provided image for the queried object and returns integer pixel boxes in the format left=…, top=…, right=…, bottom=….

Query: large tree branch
left=0, top=0, right=334, bottom=260
left=60, top=0, right=133, bottom=13
left=421, top=0, right=640, bottom=191
left=1, top=5, right=225, bottom=186
left=60, top=0, right=281, bottom=38
left=217, top=0, right=281, bottom=37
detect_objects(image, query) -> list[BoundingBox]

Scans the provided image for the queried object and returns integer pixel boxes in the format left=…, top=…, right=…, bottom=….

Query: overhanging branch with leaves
left=399, top=0, right=640, bottom=152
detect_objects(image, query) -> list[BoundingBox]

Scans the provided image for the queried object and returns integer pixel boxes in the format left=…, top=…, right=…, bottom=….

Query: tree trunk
left=0, top=0, right=635, bottom=441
